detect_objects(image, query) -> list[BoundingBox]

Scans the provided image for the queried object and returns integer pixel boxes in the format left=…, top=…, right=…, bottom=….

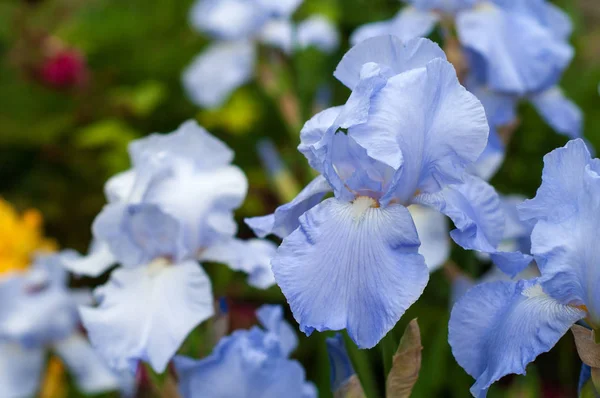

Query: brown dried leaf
left=334, top=375, right=367, bottom=398
left=571, top=324, right=600, bottom=368
left=386, top=319, right=422, bottom=398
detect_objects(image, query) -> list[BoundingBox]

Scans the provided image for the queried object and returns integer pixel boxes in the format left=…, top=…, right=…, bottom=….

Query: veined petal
left=518, top=139, right=593, bottom=224
left=297, top=15, right=340, bottom=54
left=349, top=58, right=488, bottom=203
left=334, top=36, right=446, bottom=91
left=415, top=175, right=532, bottom=276
left=449, top=279, right=585, bottom=397
left=200, top=238, right=276, bottom=289
left=183, top=41, right=256, bottom=109
left=272, top=197, right=429, bottom=348
left=245, top=175, right=331, bottom=239
left=53, top=333, right=120, bottom=394
left=530, top=86, right=582, bottom=139
left=80, top=261, right=214, bottom=372
left=457, top=3, right=573, bottom=94
left=408, top=204, right=450, bottom=272
left=0, top=342, right=44, bottom=398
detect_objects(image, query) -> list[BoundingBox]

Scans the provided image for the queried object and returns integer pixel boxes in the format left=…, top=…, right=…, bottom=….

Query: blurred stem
left=379, top=332, right=397, bottom=378
left=342, top=333, right=380, bottom=398
left=440, top=17, right=468, bottom=84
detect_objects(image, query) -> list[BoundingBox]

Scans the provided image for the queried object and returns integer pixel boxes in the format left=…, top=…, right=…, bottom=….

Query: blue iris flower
left=65, top=120, right=277, bottom=373
left=246, top=36, right=531, bottom=348
left=174, top=305, right=316, bottom=398
left=351, top=0, right=583, bottom=164
left=184, top=0, right=339, bottom=108
left=449, top=139, right=599, bottom=397
left=0, top=252, right=129, bottom=397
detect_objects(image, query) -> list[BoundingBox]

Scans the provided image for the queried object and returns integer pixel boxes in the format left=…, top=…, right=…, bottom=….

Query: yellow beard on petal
left=0, top=199, right=57, bottom=275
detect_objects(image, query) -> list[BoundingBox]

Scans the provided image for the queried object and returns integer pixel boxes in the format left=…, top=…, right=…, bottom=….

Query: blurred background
left=1, top=0, right=599, bottom=396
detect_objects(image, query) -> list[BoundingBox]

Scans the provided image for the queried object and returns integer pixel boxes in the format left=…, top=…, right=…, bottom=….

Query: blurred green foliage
left=0, top=0, right=599, bottom=397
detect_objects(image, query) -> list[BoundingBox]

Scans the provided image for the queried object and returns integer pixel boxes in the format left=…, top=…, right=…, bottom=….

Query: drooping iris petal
left=245, top=175, right=332, bottom=239
left=0, top=275, right=78, bottom=348
left=408, top=205, right=449, bottom=272
left=256, top=305, right=298, bottom=357
left=529, top=165, right=600, bottom=324
left=415, top=175, right=532, bottom=276
left=80, top=261, right=214, bottom=372
left=449, top=279, right=585, bottom=397
left=0, top=342, right=45, bottom=398
left=189, top=0, right=268, bottom=40
left=333, top=36, right=446, bottom=91
left=326, top=334, right=356, bottom=392
left=174, top=332, right=315, bottom=398
left=349, top=58, right=488, bottom=203
left=297, top=16, right=340, bottom=54
left=457, top=3, right=573, bottom=95
left=200, top=238, right=276, bottom=289
left=530, top=86, right=582, bottom=139
left=518, top=139, right=593, bottom=224
left=350, top=7, right=438, bottom=46
left=183, top=41, right=256, bottom=108
left=62, top=240, right=116, bottom=278
left=272, top=197, right=428, bottom=348
left=53, top=333, right=121, bottom=394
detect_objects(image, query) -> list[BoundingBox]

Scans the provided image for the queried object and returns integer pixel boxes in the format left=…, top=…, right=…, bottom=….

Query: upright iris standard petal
left=80, top=261, right=214, bottom=373
left=350, top=7, right=438, bottom=46
left=0, top=342, right=45, bottom=398
left=407, top=0, right=477, bottom=13
left=530, top=86, right=582, bottom=139
left=349, top=58, right=488, bottom=203
left=53, top=333, right=121, bottom=394
left=415, top=175, right=532, bottom=276
left=255, top=0, right=303, bottom=18
left=297, top=16, right=340, bottom=54
left=519, top=139, right=593, bottom=224
left=183, top=41, right=256, bottom=108
left=256, top=305, right=298, bottom=357
left=189, top=0, right=268, bottom=40
left=273, top=197, right=428, bottom=348
left=408, top=205, right=450, bottom=272
left=200, top=238, right=276, bottom=289
left=457, top=3, right=573, bottom=95
left=245, top=175, right=332, bottom=239
left=333, top=36, right=446, bottom=91
left=258, top=20, right=294, bottom=53
left=449, top=280, right=585, bottom=397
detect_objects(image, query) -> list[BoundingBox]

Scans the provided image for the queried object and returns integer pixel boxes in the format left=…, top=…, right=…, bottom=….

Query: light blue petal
left=407, top=0, right=476, bottom=13
left=80, top=261, right=214, bottom=372
left=350, top=21, right=395, bottom=47
left=529, top=164, right=600, bottom=323
left=0, top=342, right=45, bottom=398
left=465, top=76, right=518, bottom=127
left=0, top=274, right=78, bottom=347
left=174, top=333, right=315, bottom=398
left=62, top=240, right=116, bottom=278
left=183, top=41, right=256, bottom=108
left=408, top=204, right=450, bottom=272
left=449, top=279, right=585, bottom=397
left=129, top=120, right=234, bottom=171
left=256, top=0, right=302, bottom=18
left=298, top=106, right=343, bottom=173
left=470, top=127, right=505, bottom=181
left=333, top=36, right=446, bottom=90
left=189, top=0, right=268, bottom=40
left=457, top=4, right=573, bottom=94
left=326, top=333, right=355, bottom=392
left=518, top=139, right=593, bottom=224
left=530, top=86, right=582, bottom=138
left=245, top=175, right=331, bottom=238
left=53, top=332, right=120, bottom=394
left=415, top=175, right=532, bottom=276
left=349, top=58, right=488, bottom=204
left=200, top=238, right=276, bottom=289
left=272, top=197, right=429, bottom=348
left=297, top=15, right=340, bottom=53
left=256, top=304, right=298, bottom=357
left=105, top=170, right=136, bottom=203
left=543, top=2, right=572, bottom=40
left=258, top=19, right=294, bottom=53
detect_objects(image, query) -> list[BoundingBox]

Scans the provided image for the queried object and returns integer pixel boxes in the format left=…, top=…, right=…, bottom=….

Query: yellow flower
left=0, top=199, right=57, bottom=275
